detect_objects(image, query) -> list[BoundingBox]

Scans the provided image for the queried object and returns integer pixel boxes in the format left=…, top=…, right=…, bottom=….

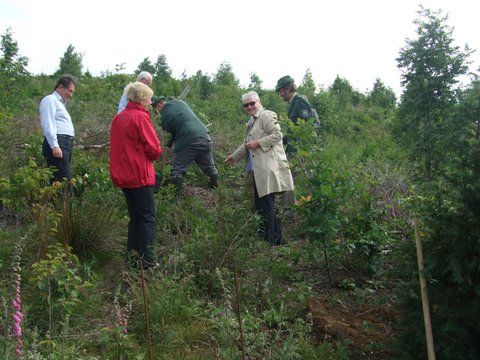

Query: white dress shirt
left=39, top=91, right=74, bottom=148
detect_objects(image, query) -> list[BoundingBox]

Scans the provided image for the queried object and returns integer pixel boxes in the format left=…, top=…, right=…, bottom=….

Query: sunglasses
left=243, top=101, right=256, bottom=108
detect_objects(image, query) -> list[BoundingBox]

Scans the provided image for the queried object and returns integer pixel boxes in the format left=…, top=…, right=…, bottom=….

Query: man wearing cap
left=275, top=75, right=314, bottom=208
left=275, top=75, right=314, bottom=155
left=117, top=71, right=153, bottom=113
left=39, top=75, right=77, bottom=182
left=151, top=95, right=166, bottom=110
left=152, top=97, right=219, bottom=197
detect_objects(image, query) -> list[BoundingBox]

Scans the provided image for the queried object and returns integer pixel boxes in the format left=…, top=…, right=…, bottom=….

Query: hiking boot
left=208, top=173, right=220, bottom=189
left=171, top=176, right=184, bottom=198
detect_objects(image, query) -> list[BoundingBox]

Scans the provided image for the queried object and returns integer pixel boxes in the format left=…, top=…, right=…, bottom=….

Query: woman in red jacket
left=110, top=81, right=162, bottom=268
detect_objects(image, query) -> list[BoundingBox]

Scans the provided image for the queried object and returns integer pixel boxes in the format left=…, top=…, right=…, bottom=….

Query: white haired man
left=117, top=71, right=153, bottom=113
left=224, top=91, right=294, bottom=246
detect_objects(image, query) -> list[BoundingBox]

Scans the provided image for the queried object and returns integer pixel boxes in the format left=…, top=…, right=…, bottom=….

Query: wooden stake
left=413, top=219, right=436, bottom=360
left=140, top=260, right=154, bottom=360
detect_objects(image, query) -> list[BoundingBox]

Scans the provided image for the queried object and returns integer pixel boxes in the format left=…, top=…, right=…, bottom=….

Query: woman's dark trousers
left=122, top=186, right=156, bottom=267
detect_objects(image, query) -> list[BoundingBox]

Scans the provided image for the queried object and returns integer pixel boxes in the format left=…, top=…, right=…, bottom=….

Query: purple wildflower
left=11, top=261, right=23, bottom=357
left=113, top=296, right=131, bottom=334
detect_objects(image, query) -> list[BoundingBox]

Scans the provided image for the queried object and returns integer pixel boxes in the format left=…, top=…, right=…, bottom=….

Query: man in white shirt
left=39, top=75, right=76, bottom=181
left=117, top=71, right=153, bottom=113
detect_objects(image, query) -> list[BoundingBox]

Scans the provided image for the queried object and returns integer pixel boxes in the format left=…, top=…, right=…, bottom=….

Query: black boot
left=208, top=173, right=219, bottom=189
left=153, top=172, right=163, bottom=193
left=171, top=176, right=184, bottom=198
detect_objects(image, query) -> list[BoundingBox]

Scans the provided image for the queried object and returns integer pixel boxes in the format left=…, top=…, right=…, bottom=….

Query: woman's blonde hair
left=124, top=81, right=153, bottom=104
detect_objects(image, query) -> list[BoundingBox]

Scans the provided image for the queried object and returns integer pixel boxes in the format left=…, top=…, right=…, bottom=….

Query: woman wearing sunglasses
left=224, top=91, right=293, bottom=246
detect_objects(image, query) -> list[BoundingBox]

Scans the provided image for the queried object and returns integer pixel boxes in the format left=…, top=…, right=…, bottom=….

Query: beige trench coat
left=231, top=109, right=294, bottom=198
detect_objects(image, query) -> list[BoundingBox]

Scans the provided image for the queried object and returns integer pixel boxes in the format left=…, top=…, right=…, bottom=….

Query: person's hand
left=224, top=155, right=234, bottom=165
left=246, top=140, right=260, bottom=150
left=52, top=147, right=63, bottom=159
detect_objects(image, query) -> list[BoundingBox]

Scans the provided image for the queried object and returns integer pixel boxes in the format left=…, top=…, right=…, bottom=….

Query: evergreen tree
left=329, top=75, right=354, bottom=110
left=394, top=7, right=472, bottom=180
left=0, top=28, right=29, bottom=77
left=213, top=61, right=238, bottom=87
left=299, top=68, right=316, bottom=100
left=395, top=78, right=480, bottom=360
left=135, top=57, right=155, bottom=76
left=152, top=54, right=175, bottom=96
left=191, top=70, right=213, bottom=101
left=0, top=28, right=29, bottom=112
left=153, top=54, right=172, bottom=80
left=394, top=8, right=479, bottom=358
left=248, top=72, right=262, bottom=91
left=55, top=44, right=83, bottom=78
left=367, top=79, right=397, bottom=109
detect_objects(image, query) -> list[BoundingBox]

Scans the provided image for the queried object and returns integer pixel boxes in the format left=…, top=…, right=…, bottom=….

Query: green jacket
left=159, top=100, right=209, bottom=153
left=287, top=93, right=313, bottom=124
left=284, top=94, right=314, bottom=152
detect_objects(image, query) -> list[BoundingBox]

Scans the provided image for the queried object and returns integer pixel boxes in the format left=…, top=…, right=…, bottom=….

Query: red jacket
left=110, top=102, right=162, bottom=188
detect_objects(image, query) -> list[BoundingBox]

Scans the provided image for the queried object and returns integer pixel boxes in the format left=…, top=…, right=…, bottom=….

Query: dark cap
left=275, top=75, right=295, bottom=92
left=151, top=95, right=166, bottom=107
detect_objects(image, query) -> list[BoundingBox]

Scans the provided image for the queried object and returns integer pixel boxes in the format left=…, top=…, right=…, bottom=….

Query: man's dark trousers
left=253, top=179, right=282, bottom=246
left=42, top=135, right=74, bottom=181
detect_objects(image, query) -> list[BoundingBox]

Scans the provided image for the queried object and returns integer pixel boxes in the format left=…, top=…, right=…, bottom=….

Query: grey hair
left=125, top=81, right=153, bottom=103
left=137, top=71, right=153, bottom=84
left=241, top=91, right=260, bottom=103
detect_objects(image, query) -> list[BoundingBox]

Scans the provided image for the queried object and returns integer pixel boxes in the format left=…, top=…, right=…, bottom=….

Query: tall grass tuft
left=56, top=193, right=125, bottom=261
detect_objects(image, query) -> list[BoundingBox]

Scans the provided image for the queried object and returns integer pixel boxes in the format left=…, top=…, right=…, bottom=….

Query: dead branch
left=76, top=143, right=110, bottom=150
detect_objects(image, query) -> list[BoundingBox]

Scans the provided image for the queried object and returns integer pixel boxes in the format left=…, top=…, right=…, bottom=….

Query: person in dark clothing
left=275, top=75, right=314, bottom=207
left=275, top=75, right=314, bottom=155
left=152, top=97, right=219, bottom=197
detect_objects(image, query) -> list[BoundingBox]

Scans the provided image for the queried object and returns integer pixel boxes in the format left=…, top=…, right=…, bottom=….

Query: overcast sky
left=1, top=0, right=478, bottom=96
